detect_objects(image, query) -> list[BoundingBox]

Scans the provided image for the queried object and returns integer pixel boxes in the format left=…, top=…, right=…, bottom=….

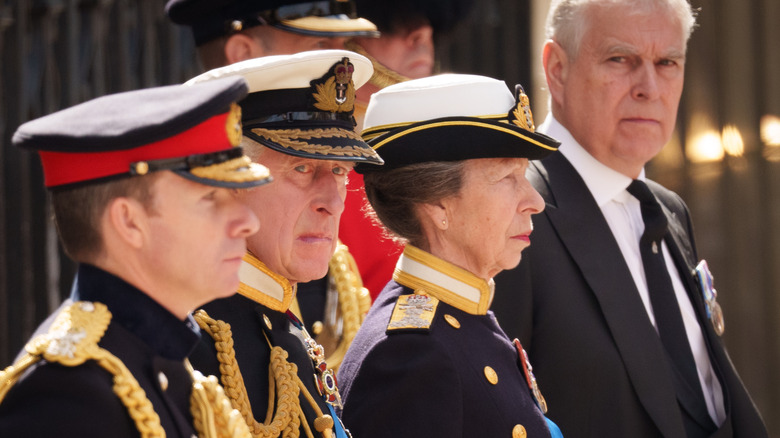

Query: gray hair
left=363, top=161, right=466, bottom=250
left=546, top=0, right=697, bottom=59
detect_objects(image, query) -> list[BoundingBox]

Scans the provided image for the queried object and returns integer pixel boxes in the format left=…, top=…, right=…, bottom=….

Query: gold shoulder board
left=386, top=292, right=439, bottom=333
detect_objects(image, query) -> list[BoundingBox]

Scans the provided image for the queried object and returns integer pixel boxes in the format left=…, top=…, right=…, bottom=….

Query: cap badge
left=509, top=84, right=535, bottom=132
left=225, top=102, right=242, bottom=147
left=312, top=57, right=356, bottom=113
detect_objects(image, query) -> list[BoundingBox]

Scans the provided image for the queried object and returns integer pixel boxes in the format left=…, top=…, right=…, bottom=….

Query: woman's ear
left=105, top=197, right=148, bottom=249
left=418, top=202, right=449, bottom=231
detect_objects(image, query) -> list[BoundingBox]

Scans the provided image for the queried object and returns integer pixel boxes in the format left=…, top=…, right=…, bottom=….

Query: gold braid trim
left=250, top=127, right=376, bottom=159
left=188, top=360, right=253, bottom=438
left=0, top=301, right=166, bottom=438
left=194, top=310, right=304, bottom=437
left=190, top=155, right=272, bottom=183
left=324, top=242, right=371, bottom=370
left=344, top=41, right=410, bottom=89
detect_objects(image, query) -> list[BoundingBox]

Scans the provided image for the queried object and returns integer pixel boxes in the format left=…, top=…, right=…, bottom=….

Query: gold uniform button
left=263, top=314, right=273, bottom=330
left=512, top=424, right=527, bottom=438
left=484, top=366, right=498, bottom=385
left=444, top=314, right=460, bottom=329
left=312, top=321, right=324, bottom=335
left=158, top=371, right=168, bottom=391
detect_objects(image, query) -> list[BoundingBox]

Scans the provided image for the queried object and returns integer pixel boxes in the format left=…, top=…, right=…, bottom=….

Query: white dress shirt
left=538, top=114, right=725, bottom=424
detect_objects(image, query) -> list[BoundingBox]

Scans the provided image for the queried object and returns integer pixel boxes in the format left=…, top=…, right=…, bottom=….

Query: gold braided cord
left=344, top=41, right=410, bottom=89
left=0, top=302, right=165, bottom=438
left=194, top=310, right=304, bottom=437
left=188, top=361, right=253, bottom=438
left=0, top=354, right=39, bottom=401
left=324, top=242, right=371, bottom=370
left=97, top=351, right=166, bottom=438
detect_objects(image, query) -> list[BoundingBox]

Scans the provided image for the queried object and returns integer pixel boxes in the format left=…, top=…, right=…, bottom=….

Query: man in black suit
left=491, top=0, right=768, bottom=436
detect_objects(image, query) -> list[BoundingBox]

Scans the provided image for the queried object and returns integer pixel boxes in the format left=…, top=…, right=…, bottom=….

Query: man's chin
left=287, top=259, right=331, bottom=284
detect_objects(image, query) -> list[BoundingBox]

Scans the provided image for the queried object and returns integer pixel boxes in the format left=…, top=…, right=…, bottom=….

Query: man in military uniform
left=0, top=77, right=271, bottom=436
left=167, top=0, right=377, bottom=367
left=185, top=50, right=382, bottom=437
left=166, top=0, right=379, bottom=70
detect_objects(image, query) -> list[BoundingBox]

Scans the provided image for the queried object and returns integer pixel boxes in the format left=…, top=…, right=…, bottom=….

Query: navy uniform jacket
left=189, top=253, right=343, bottom=437
left=338, top=245, right=557, bottom=438
left=492, top=147, right=768, bottom=437
left=0, top=264, right=199, bottom=437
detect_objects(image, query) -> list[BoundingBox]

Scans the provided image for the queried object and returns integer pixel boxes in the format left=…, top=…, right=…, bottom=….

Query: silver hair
left=546, top=0, right=697, bottom=59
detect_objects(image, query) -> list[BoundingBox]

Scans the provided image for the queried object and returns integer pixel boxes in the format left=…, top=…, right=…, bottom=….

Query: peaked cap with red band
left=12, top=76, right=272, bottom=190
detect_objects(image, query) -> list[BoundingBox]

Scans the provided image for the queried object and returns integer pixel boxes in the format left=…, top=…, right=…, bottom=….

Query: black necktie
left=626, top=180, right=707, bottom=405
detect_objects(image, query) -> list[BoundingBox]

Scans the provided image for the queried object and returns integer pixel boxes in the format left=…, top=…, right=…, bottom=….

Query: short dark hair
left=363, top=160, right=464, bottom=249
left=51, top=174, right=160, bottom=262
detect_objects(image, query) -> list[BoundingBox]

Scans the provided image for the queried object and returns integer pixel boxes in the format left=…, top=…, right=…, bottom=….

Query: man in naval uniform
left=185, top=50, right=382, bottom=438
left=167, top=0, right=379, bottom=366
left=166, top=0, right=379, bottom=71
left=0, top=77, right=271, bottom=437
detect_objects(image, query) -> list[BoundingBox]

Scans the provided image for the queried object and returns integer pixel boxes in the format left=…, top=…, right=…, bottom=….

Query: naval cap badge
left=508, top=84, right=536, bottom=132
left=311, top=57, right=356, bottom=113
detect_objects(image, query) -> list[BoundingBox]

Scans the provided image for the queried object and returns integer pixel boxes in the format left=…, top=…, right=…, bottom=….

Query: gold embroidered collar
left=393, top=245, right=495, bottom=315
left=237, top=252, right=294, bottom=312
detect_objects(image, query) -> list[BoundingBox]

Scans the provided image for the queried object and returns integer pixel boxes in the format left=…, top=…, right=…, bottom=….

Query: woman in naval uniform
left=337, top=74, right=564, bottom=438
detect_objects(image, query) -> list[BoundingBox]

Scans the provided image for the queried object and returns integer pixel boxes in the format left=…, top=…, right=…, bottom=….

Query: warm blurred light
left=721, top=124, right=744, bottom=157
left=761, top=115, right=780, bottom=146
left=687, top=130, right=724, bottom=163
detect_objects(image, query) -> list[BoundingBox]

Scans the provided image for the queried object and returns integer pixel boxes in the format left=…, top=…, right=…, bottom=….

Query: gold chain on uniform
left=194, top=310, right=337, bottom=438
left=322, top=242, right=371, bottom=370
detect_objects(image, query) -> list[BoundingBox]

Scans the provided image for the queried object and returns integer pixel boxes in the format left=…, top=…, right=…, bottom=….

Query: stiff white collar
left=539, top=114, right=644, bottom=206
left=237, top=252, right=294, bottom=312
left=394, top=245, right=495, bottom=315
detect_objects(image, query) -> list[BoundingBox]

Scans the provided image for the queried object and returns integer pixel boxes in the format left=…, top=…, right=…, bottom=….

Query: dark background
left=0, top=0, right=777, bottom=432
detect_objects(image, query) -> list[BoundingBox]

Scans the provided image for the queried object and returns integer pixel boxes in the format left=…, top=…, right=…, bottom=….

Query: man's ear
left=105, top=197, right=148, bottom=249
left=224, top=33, right=266, bottom=64
left=542, top=40, right=569, bottom=109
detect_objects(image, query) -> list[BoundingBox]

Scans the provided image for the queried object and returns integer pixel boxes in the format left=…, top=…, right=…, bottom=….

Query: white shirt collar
left=538, top=114, right=644, bottom=205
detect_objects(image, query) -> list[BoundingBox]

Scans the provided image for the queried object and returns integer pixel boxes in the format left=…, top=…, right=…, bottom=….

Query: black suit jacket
left=492, top=152, right=767, bottom=437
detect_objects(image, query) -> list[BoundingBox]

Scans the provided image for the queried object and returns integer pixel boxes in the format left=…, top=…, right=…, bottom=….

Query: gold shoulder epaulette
left=1, top=301, right=113, bottom=400
left=0, top=301, right=168, bottom=438
left=386, top=292, right=439, bottom=333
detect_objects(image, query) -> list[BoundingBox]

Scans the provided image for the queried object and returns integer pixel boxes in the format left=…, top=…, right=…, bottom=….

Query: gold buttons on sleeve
left=444, top=314, right=460, bottom=329
left=484, top=366, right=498, bottom=385
left=512, top=424, right=527, bottom=438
